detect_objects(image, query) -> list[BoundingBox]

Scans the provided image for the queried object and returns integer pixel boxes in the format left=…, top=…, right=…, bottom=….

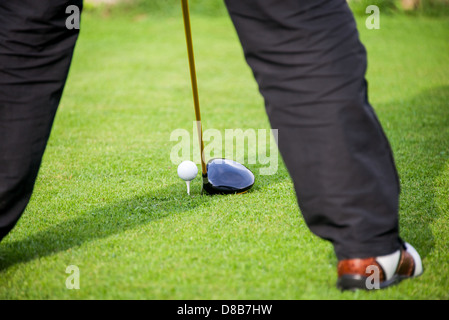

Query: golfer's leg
left=0, top=0, right=82, bottom=241
left=225, top=0, right=402, bottom=260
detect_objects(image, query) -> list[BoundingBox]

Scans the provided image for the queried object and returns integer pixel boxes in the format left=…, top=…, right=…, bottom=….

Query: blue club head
left=202, top=158, right=255, bottom=195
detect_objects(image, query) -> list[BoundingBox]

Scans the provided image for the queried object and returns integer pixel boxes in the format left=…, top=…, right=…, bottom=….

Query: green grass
left=0, top=8, right=448, bottom=300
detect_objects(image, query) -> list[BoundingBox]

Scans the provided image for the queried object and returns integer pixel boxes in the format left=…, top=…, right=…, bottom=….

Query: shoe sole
left=337, top=274, right=419, bottom=291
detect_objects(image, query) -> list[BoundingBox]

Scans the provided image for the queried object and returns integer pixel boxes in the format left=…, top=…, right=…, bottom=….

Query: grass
left=0, top=7, right=448, bottom=300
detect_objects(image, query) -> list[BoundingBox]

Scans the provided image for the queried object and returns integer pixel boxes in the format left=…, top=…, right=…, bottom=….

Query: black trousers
left=0, top=0, right=402, bottom=260
left=225, top=0, right=402, bottom=260
left=0, top=0, right=82, bottom=240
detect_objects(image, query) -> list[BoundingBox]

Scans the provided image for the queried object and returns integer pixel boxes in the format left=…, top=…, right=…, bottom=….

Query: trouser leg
left=224, top=0, right=402, bottom=260
left=0, top=0, right=82, bottom=241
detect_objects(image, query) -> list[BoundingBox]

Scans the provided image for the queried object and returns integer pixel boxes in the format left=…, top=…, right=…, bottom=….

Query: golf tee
left=186, top=180, right=191, bottom=195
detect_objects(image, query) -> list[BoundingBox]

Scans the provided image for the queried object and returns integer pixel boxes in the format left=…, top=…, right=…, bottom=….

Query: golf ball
left=177, top=161, right=198, bottom=181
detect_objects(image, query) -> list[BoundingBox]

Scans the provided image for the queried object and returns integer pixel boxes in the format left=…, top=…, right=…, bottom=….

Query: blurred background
left=83, top=0, right=449, bottom=16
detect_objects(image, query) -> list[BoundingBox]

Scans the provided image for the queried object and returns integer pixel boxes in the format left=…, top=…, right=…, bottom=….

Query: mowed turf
left=0, top=9, right=448, bottom=299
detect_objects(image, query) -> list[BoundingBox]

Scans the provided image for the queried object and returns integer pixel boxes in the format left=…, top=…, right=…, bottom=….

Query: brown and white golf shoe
left=337, top=242, right=423, bottom=291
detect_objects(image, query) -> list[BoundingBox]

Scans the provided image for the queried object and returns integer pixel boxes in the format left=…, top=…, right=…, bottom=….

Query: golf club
left=180, top=0, right=255, bottom=195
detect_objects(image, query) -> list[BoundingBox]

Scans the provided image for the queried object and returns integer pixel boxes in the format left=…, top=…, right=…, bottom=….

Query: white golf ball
left=177, top=161, right=198, bottom=181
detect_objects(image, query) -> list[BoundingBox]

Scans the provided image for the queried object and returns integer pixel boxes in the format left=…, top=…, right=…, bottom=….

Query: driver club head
left=202, top=158, right=255, bottom=195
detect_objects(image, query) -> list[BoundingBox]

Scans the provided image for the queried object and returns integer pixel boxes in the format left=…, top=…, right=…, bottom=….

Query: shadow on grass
left=0, top=168, right=290, bottom=271
left=0, top=184, right=206, bottom=271
left=383, top=85, right=449, bottom=258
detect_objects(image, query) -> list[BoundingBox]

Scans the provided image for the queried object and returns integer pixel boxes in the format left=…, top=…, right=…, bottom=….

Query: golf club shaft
left=181, top=0, right=207, bottom=175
